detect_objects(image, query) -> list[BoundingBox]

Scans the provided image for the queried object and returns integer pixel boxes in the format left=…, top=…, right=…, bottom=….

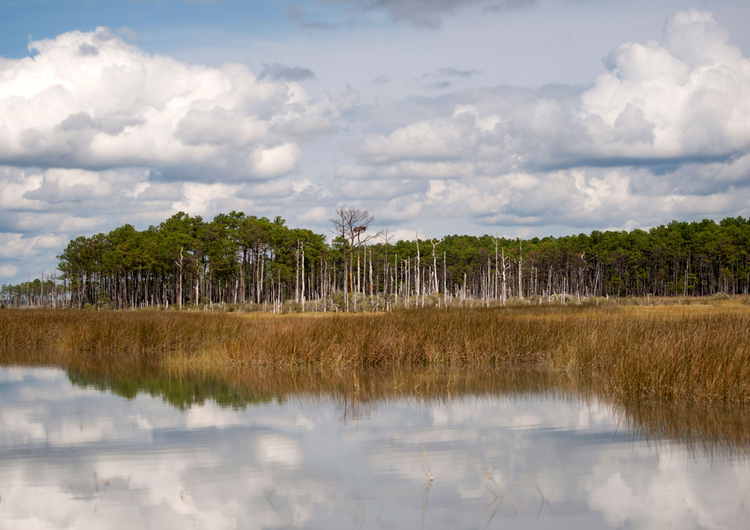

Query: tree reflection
left=58, top=364, right=750, bottom=457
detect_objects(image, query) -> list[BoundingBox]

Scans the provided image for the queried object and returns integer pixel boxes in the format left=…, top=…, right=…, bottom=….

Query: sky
left=2, top=0, right=750, bottom=282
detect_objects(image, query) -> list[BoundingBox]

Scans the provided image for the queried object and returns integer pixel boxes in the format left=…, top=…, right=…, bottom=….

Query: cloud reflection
left=0, top=367, right=748, bottom=529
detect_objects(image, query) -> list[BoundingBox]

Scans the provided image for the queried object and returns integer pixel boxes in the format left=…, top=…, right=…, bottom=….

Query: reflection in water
left=0, top=365, right=749, bottom=529
left=69, top=364, right=750, bottom=454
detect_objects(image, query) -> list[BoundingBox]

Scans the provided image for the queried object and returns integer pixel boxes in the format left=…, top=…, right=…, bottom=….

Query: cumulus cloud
left=0, top=265, right=18, bottom=278
left=354, top=9, right=750, bottom=167
left=297, top=206, right=328, bottom=223
left=172, top=182, right=240, bottom=216
left=251, top=143, right=301, bottom=177
left=0, top=163, right=323, bottom=283
left=0, top=167, right=165, bottom=220
left=333, top=9, right=750, bottom=228
left=0, top=27, right=358, bottom=282
left=0, top=27, right=357, bottom=181
left=577, top=9, right=749, bottom=161
left=0, top=233, right=69, bottom=260
left=4, top=10, right=750, bottom=284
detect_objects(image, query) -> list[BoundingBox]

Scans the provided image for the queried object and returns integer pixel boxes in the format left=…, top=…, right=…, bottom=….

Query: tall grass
left=1, top=304, right=749, bottom=402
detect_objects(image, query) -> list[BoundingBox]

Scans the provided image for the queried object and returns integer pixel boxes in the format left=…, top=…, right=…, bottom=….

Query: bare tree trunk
left=176, top=247, right=184, bottom=311
left=345, top=247, right=349, bottom=312
left=501, top=248, right=508, bottom=305
left=368, top=246, right=373, bottom=302
left=356, top=240, right=361, bottom=295
left=295, top=240, right=300, bottom=304
left=415, top=231, right=420, bottom=298
left=443, top=251, right=447, bottom=303
left=493, top=237, right=499, bottom=301
left=518, top=239, right=523, bottom=300
left=381, top=228, right=394, bottom=310
left=322, top=257, right=327, bottom=312
left=487, top=256, right=491, bottom=306
left=353, top=237, right=360, bottom=312
left=394, top=254, right=398, bottom=307
left=406, top=258, right=410, bottom=308
left=195, top=268, right=200, bottom=307
left=260, top=257, right=264, bottom=304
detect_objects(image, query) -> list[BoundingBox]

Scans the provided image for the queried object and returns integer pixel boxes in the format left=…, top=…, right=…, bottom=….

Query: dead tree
left=329, top=207, right=375, bottom=312
left=517, top=238, right=523, bottom=300
left=428, top=235, right=445, bottom=295
left=329, top=208, right=350, bottom=311
left=499, top=246, right=512, bottom=304
left=379, top=228, right=395, bottom=310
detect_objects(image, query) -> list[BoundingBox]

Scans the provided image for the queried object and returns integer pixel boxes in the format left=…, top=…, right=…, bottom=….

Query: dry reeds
left=1, top=304, right=749, bottom=402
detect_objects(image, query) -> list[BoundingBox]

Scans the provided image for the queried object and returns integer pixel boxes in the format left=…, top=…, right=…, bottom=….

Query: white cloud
left=251, top=143, right=300, bottom=177
left=297, top=206, right=327, bottom=223
left=0, top=264, right=18, bottom=278
left=357, top=116, right=475, bottom=163
left=172, top=182, right=240, bottom=216
left=0, top=27, right=356, bottom=181
left=0, top=167, right=44, bottom=210
left=383, top=227, right=425, bottom=242
left=580, top=8, right=750, bottom=160
left=0, top=161, right=329, bottom=283
left=3, top=10, right=750, bottom=283
left=352, top=8, right=750, bottom=170
left=328, top=9, right=750, bottom=228
left=0, top=233, right=68, bottom=259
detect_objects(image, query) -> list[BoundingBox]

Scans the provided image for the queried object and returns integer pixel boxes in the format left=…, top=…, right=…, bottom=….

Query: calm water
left=1, top=366, right=749, bottom=529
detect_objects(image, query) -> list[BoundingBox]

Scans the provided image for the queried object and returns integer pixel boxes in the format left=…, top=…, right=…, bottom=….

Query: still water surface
left=0, top=366, right=748, bottom=529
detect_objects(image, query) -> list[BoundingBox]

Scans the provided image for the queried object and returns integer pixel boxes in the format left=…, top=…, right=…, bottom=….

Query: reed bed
left=1, top=304, right=749, bottom=402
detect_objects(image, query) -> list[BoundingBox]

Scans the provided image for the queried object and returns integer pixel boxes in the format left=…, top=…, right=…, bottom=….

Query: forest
left=2, top=210, right=750, bottom=310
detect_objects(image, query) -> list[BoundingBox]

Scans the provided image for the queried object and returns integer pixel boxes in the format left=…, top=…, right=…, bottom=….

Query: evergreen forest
left=2, top=210, right=750, bottom=310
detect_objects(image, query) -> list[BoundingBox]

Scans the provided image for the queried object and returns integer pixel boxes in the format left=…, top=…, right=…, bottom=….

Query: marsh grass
left=2, top=304, right=750, bottom=402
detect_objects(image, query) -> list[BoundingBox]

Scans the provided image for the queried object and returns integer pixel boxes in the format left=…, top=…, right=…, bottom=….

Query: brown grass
left=1, top=304, right=749, bottom=402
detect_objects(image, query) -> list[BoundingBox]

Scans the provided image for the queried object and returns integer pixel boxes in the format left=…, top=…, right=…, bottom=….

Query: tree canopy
left=2, top=214, right=750, bottom=310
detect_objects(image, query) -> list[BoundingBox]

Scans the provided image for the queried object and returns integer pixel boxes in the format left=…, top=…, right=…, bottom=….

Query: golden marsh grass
left=1, top=304, right=749, bottom=402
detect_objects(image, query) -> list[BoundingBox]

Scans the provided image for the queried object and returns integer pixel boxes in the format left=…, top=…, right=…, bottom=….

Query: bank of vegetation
left=2, top=304, right=749, bottom=403
left=2, top=211, right=750, bottom=310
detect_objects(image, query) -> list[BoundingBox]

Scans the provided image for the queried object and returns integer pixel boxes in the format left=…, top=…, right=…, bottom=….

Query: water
left=1, top=366, right=749, bottom=529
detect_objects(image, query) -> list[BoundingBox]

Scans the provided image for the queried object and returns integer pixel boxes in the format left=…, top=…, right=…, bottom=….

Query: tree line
left=2, top=211, right=749, bottom=310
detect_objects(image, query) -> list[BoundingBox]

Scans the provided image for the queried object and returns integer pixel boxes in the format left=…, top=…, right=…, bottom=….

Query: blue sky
left=2, top=0, right=750, bottom=282
left=0, top=1, right=289, bottom=58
